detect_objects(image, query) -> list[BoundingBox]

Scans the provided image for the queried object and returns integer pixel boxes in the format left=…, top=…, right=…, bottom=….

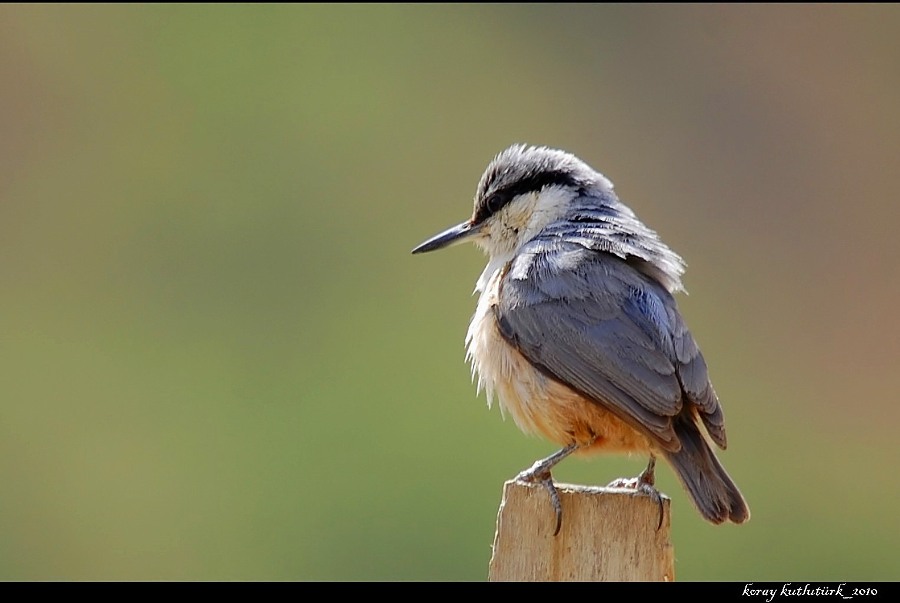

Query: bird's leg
left=606, top=454, right=666, bottom=530
left=514, top=443, right=580, bottom=536
left=637, top=454, right=656, bottom=486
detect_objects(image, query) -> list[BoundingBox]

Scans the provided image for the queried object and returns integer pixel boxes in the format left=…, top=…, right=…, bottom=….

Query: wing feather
left=496, top=239, right=726, bottom=451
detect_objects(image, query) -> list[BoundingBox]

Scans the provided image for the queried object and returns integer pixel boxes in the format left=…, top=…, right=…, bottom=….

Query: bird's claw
left=516, top=468, right=564, bottom=536
left=514, top=443, right=580, bottom=536
left=606, top=457, right=666, bottom=530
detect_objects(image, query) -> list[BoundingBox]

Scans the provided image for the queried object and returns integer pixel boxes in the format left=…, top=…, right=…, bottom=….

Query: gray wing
left=495, top=239, right=726, bottom=452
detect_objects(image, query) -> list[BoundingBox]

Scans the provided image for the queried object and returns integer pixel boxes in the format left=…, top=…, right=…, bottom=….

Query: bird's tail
left=662, top=415, right=750, bottom=524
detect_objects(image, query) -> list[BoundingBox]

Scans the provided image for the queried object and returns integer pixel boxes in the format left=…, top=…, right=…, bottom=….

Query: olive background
left=1, top=5, right=898, bottom=580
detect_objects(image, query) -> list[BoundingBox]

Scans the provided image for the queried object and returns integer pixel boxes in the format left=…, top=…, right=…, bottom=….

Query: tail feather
left=663, top=415, right=750, bottom=524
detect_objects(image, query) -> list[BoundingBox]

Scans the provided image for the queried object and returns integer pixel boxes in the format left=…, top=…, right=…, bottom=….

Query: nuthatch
left=412, top=144, right=749, bottom=534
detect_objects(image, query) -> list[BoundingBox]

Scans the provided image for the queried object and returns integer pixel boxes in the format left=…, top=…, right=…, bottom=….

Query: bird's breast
left=464, top=263, right=650, bottom=452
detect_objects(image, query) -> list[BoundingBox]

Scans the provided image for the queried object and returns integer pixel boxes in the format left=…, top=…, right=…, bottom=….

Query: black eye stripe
left=474, top=170, right=580, bottom=224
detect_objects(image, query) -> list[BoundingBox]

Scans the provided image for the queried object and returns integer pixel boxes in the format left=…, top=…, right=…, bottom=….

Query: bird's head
left=412, top=144, right=613, bottom=260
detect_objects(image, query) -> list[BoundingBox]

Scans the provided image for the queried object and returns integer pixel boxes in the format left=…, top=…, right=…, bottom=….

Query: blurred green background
left=1, top=4, right=898, bottom=581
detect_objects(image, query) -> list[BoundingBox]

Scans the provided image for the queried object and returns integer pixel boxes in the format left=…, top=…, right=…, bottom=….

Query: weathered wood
left=488, top=480, right=675, bottom=581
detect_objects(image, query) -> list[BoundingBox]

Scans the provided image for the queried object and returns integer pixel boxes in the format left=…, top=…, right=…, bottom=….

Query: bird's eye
left=486, top=193, right=505, bottom=215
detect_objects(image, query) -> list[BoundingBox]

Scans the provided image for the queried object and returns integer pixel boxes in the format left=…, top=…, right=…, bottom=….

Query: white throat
left=473, top=185, right=577, bottom=293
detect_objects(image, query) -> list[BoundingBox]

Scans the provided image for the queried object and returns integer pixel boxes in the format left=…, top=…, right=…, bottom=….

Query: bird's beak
left=411, top=220, right=482, bottom=254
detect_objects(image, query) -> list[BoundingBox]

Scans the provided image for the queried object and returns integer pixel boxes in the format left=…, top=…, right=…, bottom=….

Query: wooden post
left=488, top=480, right=675, bottom=581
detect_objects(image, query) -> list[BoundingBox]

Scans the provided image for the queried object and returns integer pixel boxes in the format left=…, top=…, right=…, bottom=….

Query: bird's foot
left=514, top=443, right=579, bottom=536
left=515, top=466, right=564, bottom=536
left=606, top=456, right=666, bottom=530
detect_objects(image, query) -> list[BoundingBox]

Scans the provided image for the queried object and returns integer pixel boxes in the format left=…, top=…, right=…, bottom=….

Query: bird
left=411, top=144, right=750, bottom=535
